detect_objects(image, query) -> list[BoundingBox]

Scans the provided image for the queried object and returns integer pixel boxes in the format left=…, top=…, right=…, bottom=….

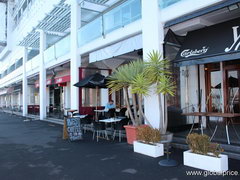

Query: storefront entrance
left=205, top=61, right=240, bottom=113
left=48, top=85, right=64, bottom=119
left=169, top=17, right=240, bottom=146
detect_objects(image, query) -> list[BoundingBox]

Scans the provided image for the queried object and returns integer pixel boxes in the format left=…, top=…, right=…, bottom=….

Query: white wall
left=64, top=82, right=71, bottom=109
left=180, top=65, right=201, bottom=124
left=0, top=3, right=6, bottom=42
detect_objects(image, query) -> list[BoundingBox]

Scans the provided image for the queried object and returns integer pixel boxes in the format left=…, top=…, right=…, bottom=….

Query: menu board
left=66, top=118, right=82, bottom=141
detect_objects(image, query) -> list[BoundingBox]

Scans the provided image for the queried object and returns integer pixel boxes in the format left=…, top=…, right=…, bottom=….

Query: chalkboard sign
left=66, top=118, right=82, bottom=141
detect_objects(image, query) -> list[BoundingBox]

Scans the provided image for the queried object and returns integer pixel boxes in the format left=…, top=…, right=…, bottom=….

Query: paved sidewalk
left=0, top=112, right=239, bottom=180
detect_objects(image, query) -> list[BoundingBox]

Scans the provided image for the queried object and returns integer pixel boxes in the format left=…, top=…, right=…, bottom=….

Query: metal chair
left=81, top=115, right=93, bottom=133
left=92, top=122, right=108, bottom=142
left=112, top=118, right=129, bottom=142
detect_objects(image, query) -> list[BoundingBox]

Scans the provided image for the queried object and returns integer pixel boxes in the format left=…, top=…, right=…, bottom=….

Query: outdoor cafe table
left=73, top=114, right=88, bottom=119
left=99, top=118, right=122, bottom=123
left=67, top=109, right=78, bottom=117
left=99, top=118, right=123, bottom=138
left=182, top=112, right=240, bottom=144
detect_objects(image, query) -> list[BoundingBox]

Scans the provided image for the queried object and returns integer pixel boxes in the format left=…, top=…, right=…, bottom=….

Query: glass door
left=226, top=70, right=240, bottom=113
left=205, top=63, right=223, bottom=112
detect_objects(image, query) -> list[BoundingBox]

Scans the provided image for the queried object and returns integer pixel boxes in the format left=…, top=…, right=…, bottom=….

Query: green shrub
left=137, top=126, right=161, bottom=144
left=186, top=133, right=224, bottom=157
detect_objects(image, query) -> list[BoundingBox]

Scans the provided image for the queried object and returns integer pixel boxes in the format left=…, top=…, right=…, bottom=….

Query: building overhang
left=18, top=0, right=123, bottom=49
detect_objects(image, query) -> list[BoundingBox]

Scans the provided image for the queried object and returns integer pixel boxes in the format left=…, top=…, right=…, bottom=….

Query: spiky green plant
left=107, top=50, right=175, bottom=132
left=144, top=50, right=175, bottom=134
left=131, top=73, right=152, bottom=127
left=107, top=60, right=145, bottom=126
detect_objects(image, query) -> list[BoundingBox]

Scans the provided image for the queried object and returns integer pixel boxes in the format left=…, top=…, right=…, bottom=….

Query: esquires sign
left=66, top=118, right=82, bottom=141
left=175, top=17, right=240, bottom=62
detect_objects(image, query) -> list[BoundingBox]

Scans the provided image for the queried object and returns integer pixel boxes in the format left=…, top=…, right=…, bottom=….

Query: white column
left=39, top=30, right=47, bottom=120
left=22, top=47, right=28, bottom=116
left=142, top=0, right=164, bottom=128
left=70, top=0, right=81, bottom=110
left=65, top=83, right=71, bottom=108
left=18, top=91, right=21, bottom=107
left=46, top=86, right=50, bottom=115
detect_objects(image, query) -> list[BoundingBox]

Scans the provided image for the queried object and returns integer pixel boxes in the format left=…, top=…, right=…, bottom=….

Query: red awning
left=35, top=75, right=70, bottom=88
left=55, top=75, right=70, bottom=84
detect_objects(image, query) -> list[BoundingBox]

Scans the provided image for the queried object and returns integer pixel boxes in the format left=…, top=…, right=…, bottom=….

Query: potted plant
left=133, top=126, right=164, bottom=158
left=184, top=133, right=228, bottom=172
left=107, top=60, right=152, bottom=144
left=107, top=51, right=175, bottom=144
left=144, top=50, right=175, bottom=134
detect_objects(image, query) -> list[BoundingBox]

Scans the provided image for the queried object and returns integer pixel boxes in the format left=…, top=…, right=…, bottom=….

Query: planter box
left=183, top=150, right=228, bottom=172
left=133, top=141, right=164, bottom=158
left=124, top=125, right=148, bottom=144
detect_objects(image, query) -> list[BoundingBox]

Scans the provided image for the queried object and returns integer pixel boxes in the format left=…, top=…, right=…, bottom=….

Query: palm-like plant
left=107, top=51, right=175, bottom=133
left=131, top=73, right=152, bottom=127
left=144, top=50, right=176, bottom=134
left=107, top=60, right=145, bottom=126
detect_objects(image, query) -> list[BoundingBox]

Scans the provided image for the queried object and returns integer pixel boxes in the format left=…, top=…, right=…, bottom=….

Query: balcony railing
left=26, top=54, right=40, bottom=72
left=78, top=16, right=103, bottom=46
left=158, top=0, right=184, bottom=9
left=78, top=0, right=141, bottom=47
left=29, top=0, right=141, bottom=65
left=43, top=35, right=70, bottom=63
left=103, top=0, right=141, bottom=34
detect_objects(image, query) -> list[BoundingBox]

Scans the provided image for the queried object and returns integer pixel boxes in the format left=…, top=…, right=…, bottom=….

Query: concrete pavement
left=0, top=112, right=239, bottom=180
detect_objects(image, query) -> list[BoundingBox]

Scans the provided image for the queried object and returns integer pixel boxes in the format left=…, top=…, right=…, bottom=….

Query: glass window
left=227, top=70, right=240, bottom=113
left=159, top=0, right=183, bottom=9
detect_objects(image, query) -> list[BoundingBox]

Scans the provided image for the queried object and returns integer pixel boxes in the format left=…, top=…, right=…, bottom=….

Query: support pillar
left=70, top=0, right=81, bottom=110
left=142, top=0, right=164, bottom=129
left=22, top=47, right=28, bottom=116
left=39, top=30, right=47, bottom=120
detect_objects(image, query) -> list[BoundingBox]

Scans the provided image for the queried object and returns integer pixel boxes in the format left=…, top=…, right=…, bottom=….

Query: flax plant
left=107, top=50, right=175, bottom=133
left=144, top=50, right=175, bottom=133
left=107, top=60, right=145, bottom=126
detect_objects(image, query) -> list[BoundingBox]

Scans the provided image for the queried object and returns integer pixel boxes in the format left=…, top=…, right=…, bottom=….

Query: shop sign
left=225, top=26, right=240, bottom=52
left=180, top=46, right=209, bottom=58
left=175, top=17, right=240, bottom=62
left=55, top=75, right=70, bottom=84
left=46, top=79, right=52, bottom=85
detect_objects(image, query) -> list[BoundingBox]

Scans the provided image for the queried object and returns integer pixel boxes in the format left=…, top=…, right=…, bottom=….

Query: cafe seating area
left=69, top=107, right=130, bottom=142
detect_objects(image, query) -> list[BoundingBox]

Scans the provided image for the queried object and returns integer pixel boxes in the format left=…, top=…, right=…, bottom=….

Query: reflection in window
left=209, top=71, right=222, bottom=112
left=227, top=70, right=239, bottom=113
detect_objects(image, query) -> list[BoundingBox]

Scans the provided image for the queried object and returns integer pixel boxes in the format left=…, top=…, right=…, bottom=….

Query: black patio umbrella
left=73, top=73, right=107, bottom=88
left=73, top=73, right=107, bottom=118
left=214, top=76, right=239, bottom=89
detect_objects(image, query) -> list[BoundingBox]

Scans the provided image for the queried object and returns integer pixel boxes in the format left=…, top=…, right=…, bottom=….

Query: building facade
left=0, top=0, right=239, bottom=132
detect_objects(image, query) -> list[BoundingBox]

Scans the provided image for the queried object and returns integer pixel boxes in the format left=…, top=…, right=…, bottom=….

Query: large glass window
left=227, top=70, right=240, bottom=113
left=205, top=63, right=222, bottom=112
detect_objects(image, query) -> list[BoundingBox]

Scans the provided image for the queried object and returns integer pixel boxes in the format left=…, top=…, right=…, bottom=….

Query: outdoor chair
left=112, top=118, right=129, bottom=142
left=92, top=122, right=108, bottom=142
left=81, top=115, right=94, bottom=133
left=118, top=108, right=127, bottom=117
left=106, top=108, right=116, bottom=118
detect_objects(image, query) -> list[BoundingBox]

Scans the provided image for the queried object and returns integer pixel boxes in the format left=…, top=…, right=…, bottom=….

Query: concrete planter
left=133, top=141, right=164, bottom=158
left=183, top=150, right=228, bottom=172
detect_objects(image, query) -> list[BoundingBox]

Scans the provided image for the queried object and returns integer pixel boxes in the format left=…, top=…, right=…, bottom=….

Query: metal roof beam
left=45, top=30, right=67, bottom=36
left=83, top=0, right=109, bottom=7
left=81, top=7, right=102, bottom=13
